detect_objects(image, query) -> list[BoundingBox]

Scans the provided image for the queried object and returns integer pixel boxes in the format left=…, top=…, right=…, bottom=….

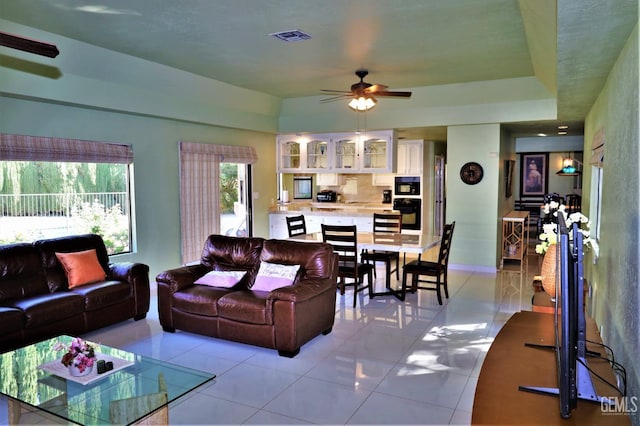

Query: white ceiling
left=1, top=0, right=637, bottom=138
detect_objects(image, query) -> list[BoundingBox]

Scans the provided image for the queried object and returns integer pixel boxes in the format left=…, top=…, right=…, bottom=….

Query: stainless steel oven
left=394, top=176, right=420, bottom=196
left=393, top=198, right=422, bottom=231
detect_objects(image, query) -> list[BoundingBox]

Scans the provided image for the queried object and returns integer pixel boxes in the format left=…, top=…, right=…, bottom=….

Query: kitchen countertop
left=269, top=202, right=398, bottom=216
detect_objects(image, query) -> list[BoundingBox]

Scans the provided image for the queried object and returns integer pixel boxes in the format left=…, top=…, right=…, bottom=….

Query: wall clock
left=460, top=162, right=484, bottom=185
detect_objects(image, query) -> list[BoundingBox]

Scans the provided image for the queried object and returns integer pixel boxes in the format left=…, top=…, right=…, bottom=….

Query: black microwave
left=395, top=176, right=420, bottom=196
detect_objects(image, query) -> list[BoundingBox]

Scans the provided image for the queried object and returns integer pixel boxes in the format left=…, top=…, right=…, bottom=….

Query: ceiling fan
left=321, top=70, right=411, bottom=110
left=0, top=31, right=60, bottom=58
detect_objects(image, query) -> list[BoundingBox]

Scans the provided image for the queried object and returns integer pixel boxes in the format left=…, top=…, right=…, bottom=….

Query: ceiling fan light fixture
left=348, top=96, right=376, bottom=111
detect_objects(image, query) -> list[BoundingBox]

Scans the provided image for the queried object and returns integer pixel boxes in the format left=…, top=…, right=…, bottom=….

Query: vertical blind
left=179, top=141, right=257, bottom=264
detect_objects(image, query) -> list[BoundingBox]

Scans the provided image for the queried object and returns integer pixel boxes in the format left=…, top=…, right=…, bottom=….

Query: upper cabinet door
left=360, top=131, right=394, bottom=172
left=277, top=136, right=304, bottom=172
left=305, top=136, right=331, bottom=171
left=277, top=130, right=395, bottom=173
left=397, top=139, right=423, bottom=175
left=332, top=136, right=357, bottom=171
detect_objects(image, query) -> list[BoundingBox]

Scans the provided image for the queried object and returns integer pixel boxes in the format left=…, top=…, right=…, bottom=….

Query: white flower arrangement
left=535, top=202, right=598, bottom=255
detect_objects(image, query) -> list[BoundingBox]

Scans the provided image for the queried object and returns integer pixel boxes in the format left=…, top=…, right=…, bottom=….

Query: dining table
left=289, top=231, right=442, bottom=301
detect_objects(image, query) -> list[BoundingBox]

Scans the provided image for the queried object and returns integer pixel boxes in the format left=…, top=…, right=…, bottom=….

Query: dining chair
left=321, top=224, right=374, bottom=308
left=401, top=221, right=455, bottom=305
left=565, top=193, right=582, bottom=214
left=360, top=213, right=402, bottom=284
left=286, top=214, right=307, bottom=237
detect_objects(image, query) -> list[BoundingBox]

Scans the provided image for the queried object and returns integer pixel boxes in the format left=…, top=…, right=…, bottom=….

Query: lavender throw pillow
left=194, top=270, right=246, bottom=288
left=252, top=262, right=300, bottom=292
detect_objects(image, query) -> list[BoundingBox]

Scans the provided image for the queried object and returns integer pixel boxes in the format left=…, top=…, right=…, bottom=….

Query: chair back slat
left=437, top=221, right=456, bottom=268
left=321, top=224, right=360, bottom=271
left=286, top=215, right=307, bottom=237
left=372, top=213, right=402, bottom=234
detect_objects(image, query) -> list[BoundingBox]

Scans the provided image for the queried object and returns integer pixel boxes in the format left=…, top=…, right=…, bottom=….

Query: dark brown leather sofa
left=156, top=235, right=338, bottom=357
left=0, top=234, right=150, bottom=352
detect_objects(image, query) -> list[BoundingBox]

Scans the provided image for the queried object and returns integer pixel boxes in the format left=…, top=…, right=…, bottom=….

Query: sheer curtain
left=179, top=142, right=257, bottom=264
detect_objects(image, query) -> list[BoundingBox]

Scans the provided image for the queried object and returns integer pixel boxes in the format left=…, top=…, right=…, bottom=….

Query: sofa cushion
left=0, top=243, right=50, bottom=301
left=69, top=280, right=131, bottom=311
left=262, top=240, right=334, bottom=280
left=173, top=286, right=230, bottom=317
left=194, top=270, right=246, bottom=288
left=0, top=307, right=25, bottom=334
left=200, top=235, right=264, bottom=287
left=34, top=234, right=110, bottom=292
left=55, top=249, right=107, bottom=288
left=252, top=262, right=300, bottom=292
left=217, top=291, right=270, bottom=325
left=8, top=292, right=85, bottom=328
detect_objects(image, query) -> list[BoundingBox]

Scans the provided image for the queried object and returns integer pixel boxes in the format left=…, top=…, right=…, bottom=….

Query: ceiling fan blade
left=320, top=89, right=352, bottom=94
left=320, top=95, right=351, bottom=103
left=0, top=31, right=60, bottom=58
left=365, top=84, right=388, bottom=93
left=373, top=91, right=412, bottom=98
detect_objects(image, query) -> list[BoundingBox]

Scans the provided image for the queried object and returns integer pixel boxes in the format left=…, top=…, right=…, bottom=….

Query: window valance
left=179, top=141, right=257, bottom=164
left=0, top=133, right=133, bottom=164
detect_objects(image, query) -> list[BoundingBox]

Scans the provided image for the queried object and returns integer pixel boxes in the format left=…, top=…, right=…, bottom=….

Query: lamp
left=348, top=96, right=376, bottom=111
left=556, top=153, right=581, bottom=176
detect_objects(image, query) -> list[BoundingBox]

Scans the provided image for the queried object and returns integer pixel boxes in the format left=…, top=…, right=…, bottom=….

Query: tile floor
left=2, top=249, right=540, bottom=425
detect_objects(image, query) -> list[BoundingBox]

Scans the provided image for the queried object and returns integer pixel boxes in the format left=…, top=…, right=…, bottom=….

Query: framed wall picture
left=520, top=153, right=548, bottom=197
left=505, top=159, right=515, bottom=198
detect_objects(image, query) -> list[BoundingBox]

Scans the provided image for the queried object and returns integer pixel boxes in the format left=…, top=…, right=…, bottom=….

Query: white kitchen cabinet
left=353, top=216, right=374, bottom=232
left=305, top=215, right=324, bottom=233
left=277, top=130, right=395, bottom=173
left=316, top=173, right=343, bottom=186
left=277, top=134, right=331, bottom=173
left=372, top=173, right=394, bottom=186
left=322, top=216, right=354, bottom=226
left=305, top=136, right=332, bottom=172
left=269, top=214, right=289, bottom=239
left=396, top=139, right=423, bottom=175
left=332, top=130, right=395, bottom=173
left=277, top=136, right=303, bottom=173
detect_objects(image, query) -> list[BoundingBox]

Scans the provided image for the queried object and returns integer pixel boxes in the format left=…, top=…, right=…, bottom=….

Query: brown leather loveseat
left=0, top=234, right=150, bottom=352
left=156, top=235, right=338, bottom=357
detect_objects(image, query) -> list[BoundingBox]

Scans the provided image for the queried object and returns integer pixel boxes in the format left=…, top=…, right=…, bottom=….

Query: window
left=220, top=162, right=252, bottom=237
left=589, top=128, right=605, bottom=253
left=591, top=166, right=603, bottom=241
left=0, top=134, right=134, bottom=254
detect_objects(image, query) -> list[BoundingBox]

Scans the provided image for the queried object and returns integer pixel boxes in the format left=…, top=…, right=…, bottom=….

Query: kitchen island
left=269, top=202, right=399, bottom=239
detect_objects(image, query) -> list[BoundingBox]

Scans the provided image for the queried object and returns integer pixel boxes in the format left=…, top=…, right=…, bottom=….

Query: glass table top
left=0, top=335, right=216, bottom=425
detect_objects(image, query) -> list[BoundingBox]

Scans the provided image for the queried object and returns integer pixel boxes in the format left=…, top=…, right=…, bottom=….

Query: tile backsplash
left=322, top=174, right=391, bottom=203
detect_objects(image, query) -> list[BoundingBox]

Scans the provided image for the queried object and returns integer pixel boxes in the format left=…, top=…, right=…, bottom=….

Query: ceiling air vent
left=269, top=29, right=311, bottom=42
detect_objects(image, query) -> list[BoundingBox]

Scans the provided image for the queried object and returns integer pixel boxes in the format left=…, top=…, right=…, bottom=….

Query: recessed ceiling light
left=269, top=29, right=311, bottom=42
left=537, top=133, right=547, bottom=137
left=558, top=131, right=568, bottom=135
left=558, top=125, right=569, bottom=129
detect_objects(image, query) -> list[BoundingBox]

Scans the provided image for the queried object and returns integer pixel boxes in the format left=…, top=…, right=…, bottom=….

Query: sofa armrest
left=108, top=262, right=151, bottom=318
left=268, top=278, right=335, bottom=303
left=156, top=265, right=208, bottom=293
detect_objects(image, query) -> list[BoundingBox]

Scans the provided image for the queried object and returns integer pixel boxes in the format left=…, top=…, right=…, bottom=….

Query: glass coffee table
left=0, top=335, right=215, bottom=425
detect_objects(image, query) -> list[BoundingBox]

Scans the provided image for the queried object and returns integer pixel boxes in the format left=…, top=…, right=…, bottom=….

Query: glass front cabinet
left=305, top=137, right=331, bottom=171
left=332, top=130, right=395, bottom=173
left=277, top=137, right=303, bottom=172
left=277, top=130, right=395, bottom=173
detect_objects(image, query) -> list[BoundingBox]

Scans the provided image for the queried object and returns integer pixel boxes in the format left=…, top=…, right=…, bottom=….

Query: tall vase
left=540, top=243, right=558, bottom=298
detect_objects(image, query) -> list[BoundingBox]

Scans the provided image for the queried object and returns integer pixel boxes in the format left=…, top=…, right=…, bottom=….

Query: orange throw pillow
left=55, top=249, right=106, bottom=289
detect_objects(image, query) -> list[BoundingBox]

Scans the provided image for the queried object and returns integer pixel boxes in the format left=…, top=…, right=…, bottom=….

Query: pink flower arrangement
left=54, top=337, right=96, bottom=373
